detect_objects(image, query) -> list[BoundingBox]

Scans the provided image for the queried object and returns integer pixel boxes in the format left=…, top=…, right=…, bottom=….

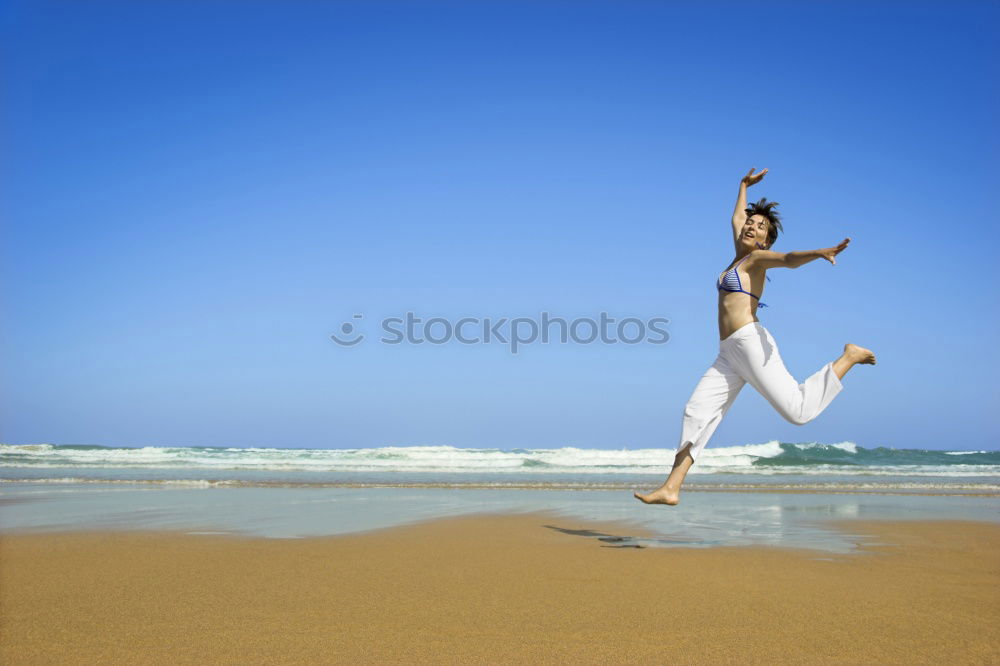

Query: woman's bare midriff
left=718, top=292, right=760, bottom=340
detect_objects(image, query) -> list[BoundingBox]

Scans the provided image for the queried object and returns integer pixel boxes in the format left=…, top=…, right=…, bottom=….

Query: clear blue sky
left=2, top=1, right=997, bottom=451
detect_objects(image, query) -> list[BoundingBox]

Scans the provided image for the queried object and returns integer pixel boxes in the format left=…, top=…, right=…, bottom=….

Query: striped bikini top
left=717, top=253, right=768, bottom=308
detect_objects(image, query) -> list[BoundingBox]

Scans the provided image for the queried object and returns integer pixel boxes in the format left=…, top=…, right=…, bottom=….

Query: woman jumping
left=634, top=167, right=876, bottom=506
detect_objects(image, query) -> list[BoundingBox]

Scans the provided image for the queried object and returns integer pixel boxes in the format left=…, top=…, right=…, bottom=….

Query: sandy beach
left=1, top=511, right=998, bottom=665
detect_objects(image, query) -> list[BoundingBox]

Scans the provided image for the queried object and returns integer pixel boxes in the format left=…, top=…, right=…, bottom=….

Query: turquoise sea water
left=2, top=441, right=999, bottom=491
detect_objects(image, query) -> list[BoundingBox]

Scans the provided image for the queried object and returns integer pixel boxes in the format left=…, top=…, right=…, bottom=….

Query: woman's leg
left=633, top=442, right=695, bottom=506
left=733, top=327, right=873, bottom=425
left=634, top=357, right=744, bottom=505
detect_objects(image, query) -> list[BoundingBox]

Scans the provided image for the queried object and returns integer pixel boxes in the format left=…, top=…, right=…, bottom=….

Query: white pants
left=678, top=321, right=843, bottom=462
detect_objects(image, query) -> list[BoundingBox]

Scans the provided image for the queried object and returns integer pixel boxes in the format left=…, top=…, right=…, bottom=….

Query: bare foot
left=633, top=487, right=680, bottom=506
left=845, top=343, right=876, bottom=365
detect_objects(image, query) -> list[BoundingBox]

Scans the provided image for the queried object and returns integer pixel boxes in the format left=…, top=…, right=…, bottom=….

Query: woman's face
left=740, top=214, right=771, bottom=250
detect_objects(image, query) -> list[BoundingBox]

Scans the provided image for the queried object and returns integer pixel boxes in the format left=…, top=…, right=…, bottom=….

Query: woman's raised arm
left=732, top=168, right=767, bottom=249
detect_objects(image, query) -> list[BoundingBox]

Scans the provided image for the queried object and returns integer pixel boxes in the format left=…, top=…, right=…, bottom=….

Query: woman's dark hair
left=745, top=197, right=783, bottom=248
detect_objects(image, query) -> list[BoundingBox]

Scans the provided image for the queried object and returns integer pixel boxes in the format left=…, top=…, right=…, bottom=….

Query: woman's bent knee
left=767, top=394, right=811, bottom=425
left=778, top=409, right=810, bottom=426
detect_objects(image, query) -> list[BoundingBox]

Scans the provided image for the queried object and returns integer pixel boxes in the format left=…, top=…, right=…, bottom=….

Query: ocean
left=2, top=441, right=998, bottom=492
left=3, top=441, right=999, bottom=553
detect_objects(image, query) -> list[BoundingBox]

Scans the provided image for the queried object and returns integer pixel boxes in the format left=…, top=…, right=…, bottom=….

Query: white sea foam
left=1, top=442, right=997, bottom=478
left=790, top=441, right=858, bottom=454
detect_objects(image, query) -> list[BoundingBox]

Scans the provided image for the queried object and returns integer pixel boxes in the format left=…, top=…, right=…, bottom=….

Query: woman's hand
left=820, top=238, right=851, bottom=265
left=741, top=167, right=768, bottom=187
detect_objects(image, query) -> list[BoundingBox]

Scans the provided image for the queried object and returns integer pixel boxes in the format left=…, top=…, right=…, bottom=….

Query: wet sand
left=1, top=511, right=998, bottom=664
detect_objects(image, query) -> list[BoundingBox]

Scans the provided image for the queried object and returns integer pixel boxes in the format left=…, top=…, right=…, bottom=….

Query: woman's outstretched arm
left=748, top=238, right=851, bottom=270
left=732, top=168, right=767, bottom=249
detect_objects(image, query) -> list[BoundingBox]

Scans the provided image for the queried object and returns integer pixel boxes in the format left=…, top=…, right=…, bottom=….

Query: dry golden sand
left=1, top=511, right=998, bottom=665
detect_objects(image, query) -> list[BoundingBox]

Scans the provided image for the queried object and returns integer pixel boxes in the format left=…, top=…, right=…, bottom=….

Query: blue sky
left=2, top=0, right=997, bottom=452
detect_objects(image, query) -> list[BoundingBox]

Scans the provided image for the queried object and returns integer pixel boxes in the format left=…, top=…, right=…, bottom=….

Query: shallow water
left=2, top=481, right=997, bottom=554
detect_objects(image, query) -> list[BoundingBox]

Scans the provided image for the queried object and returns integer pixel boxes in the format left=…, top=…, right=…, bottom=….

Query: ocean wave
left=2, top=441, right=998, bottom=477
